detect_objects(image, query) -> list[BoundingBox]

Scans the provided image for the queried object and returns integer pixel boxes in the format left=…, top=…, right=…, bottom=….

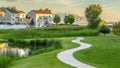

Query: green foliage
left=29, top=19, right=35, bottom=26
left=64, top=15, right=69, bottom=24
left=0, top=56, right=11, bottom=68
left=68, top=14, right=75, bottom=24
left=53, top=15, right=61, bottom=24
left=74, top=36, right=120, bottom=68
left=99, top=25, right=110, bottom=36
left=85, top=4, right=102, bottom=29
left=113, top=22, right=120, bottom=35
left=0, top=26, right=99, bottom=39
left=8, top=39, right=62, bottom=55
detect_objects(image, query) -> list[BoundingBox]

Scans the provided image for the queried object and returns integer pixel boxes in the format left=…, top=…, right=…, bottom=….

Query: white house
left=27, top=10, right=52, bottom=27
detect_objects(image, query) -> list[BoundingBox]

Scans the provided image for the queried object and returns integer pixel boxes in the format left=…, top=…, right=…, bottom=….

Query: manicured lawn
left=9, top=37, right=79, bottom=68
left=74, top=35, right=120, bottom=68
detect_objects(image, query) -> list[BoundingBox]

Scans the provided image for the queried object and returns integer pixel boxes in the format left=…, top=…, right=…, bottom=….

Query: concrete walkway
left=57, top=37, right=96, bottom=68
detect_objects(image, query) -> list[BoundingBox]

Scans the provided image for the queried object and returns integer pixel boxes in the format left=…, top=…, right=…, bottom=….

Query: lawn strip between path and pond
left=8, top=37, right=79, bottom=68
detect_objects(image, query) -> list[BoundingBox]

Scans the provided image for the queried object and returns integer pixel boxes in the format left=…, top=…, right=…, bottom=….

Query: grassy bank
left=0, top=25, right=98, bottom=39
left=9, top=37, right=79, bottom=68
left=74, top=35, right=120, bottom=68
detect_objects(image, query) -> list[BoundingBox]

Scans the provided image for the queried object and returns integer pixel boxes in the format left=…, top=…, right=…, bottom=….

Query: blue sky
left=0, top=0, right=120, bottom=21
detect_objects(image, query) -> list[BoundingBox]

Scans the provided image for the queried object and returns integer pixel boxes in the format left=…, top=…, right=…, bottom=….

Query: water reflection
left=0, top=43, right=30, bottom=57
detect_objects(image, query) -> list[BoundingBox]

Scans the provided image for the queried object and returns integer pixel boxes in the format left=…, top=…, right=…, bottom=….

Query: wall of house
left=4, top=9, right=12, bottom=23
left=11, top=13, right=19, bottom=24
left=19, top=13, right=26, bottom=18
left=27, top=11, right=36, bottom=26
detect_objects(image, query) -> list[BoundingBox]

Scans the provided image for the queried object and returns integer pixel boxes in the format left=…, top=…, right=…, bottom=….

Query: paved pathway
left=57, top=37, right=96, bottom=68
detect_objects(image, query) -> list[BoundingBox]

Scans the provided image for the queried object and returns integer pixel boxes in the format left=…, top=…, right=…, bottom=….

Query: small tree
left=113, top=22, right=120, bottom=35
left=85, top=4, right=102, bottom=29
left=29, top=19, right=35, bottom=27
left=53, top=15, right=61, bottom=25
left=99, top=25, right=110, bottom=36
left=64, top=15, right=69, bottom=24
left=68, top=14, right=75, bottom=24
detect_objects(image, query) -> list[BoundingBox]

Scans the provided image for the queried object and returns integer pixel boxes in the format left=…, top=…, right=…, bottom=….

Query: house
left=16, top=10, right=26, bottom=24
left=0, top=8, right=6, bottom=24
left=74, top=16, right=88, bottom=26
left=4, top=8, right=26, bottom=24
left=27, top=9, right=52, bottom=27
left=4, top=8, right=19, bottom=24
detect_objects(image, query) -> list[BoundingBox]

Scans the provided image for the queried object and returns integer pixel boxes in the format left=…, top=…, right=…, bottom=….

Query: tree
left=113, top=22, right=120, bottom=35
left=39, top=8, right=42, bottom=11
left=45, top=8, right=51, bottom=12
left=85, top=4, right=102, bottom=29
left=29, top=19, right=35, bottom=27
left=12, top=6, right=17, bottom=10
left=99, top=25, right=110, bottom=36
left=53, top=15, right=61, bottom=25
left=68, top=14, right=75, bottom=24
left=64, top=15, right=69, bottom=24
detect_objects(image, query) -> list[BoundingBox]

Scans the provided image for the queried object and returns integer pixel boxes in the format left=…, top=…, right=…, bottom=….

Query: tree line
left=53, top=14, right=75, bottom=25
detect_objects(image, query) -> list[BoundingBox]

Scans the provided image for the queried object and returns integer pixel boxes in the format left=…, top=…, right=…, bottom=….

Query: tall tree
left=64, top=15, right=69, bottom=24
left=68, top=14, right=75, bottom=24
left=85, top=4, right=102, bottom=29
left=53, top=15, right=61, bottom=25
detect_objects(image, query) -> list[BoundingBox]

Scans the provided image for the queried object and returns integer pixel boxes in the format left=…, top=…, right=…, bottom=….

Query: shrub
left=99, top=25, right=110, bottom=36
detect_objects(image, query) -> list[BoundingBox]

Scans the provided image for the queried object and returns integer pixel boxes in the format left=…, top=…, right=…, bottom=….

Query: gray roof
left=0, top=8, right=5, bottom=12
left=6, top=8, right=18, bottom=13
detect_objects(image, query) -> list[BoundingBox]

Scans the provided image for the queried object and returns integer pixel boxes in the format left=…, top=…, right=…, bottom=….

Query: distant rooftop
left=6, top=8, right=18, bottom=13
left=32, top=10, right=51, bottom=14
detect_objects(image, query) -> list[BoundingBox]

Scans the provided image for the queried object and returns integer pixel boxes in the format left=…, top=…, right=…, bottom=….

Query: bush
left=99, top=25, right=110, bottom=36
left=0, top=56, right=11, bottom=68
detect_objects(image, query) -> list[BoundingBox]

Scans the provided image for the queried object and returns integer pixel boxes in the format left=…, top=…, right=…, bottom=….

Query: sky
left=0, top=0, right=120, bottom=21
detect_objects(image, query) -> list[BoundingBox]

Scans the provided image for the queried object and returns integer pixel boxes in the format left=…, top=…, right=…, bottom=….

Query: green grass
left=74, top=35, right=120, bottom=68
left=0, top=56, right=12, bottom=68
left=8, top=37, right=79, bottom=68
left=0, top=25, right=98, bottom=39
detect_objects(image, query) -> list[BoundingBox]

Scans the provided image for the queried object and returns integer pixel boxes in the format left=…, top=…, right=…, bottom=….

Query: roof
left=6, top=8, right=18, bottom=13
left=16, top=10, right=25, bottom=13
left=32, top=10, right=51, bottom=14
left=0, top=8, right=5, bottom=12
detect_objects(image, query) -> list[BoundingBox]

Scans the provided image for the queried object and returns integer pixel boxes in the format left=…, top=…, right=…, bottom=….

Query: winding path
left=57, top=37, right=96, bottom=68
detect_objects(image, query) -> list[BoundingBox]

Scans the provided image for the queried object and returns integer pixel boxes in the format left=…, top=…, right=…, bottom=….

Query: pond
left=0, top=25, right=27, bottom=29
left=0, top=43, right=30, bottom=57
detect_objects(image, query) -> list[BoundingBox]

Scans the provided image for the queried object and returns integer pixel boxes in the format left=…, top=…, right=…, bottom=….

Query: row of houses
left=0, top=7, right=88, bottom=27
left=0, top=8, right=53, bottom=27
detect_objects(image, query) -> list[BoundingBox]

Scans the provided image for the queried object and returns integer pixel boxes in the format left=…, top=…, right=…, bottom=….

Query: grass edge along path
left=74, top=35, right=120, bottom=68
left=9, top=37, right=79, bottom=68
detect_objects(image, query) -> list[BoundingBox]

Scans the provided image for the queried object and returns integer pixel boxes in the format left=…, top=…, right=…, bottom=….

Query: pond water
left=0, top=25, right=27, bottom=29
left=0, top=43, right=30, bottom=57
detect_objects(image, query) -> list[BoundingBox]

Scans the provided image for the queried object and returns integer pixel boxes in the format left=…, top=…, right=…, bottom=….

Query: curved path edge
left=57, top=37, right=96, bottom=68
